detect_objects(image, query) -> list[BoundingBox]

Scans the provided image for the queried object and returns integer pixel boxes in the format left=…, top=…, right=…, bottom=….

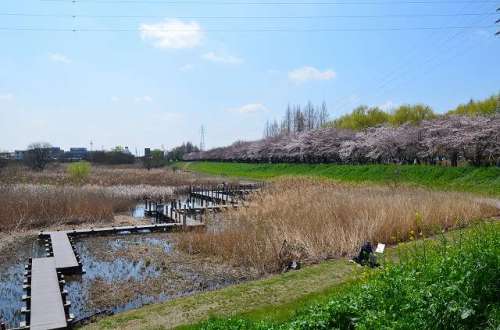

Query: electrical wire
left=0, top=12, right=496, bottom=19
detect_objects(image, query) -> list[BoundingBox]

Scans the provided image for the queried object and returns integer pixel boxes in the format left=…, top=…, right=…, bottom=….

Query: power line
left=39, top=0, right=498, bottom=5
left=0, top=25, right=492, bottom=32
left=365, top=6, right=495, bottom=108
left=331, top=1, right=489, bottom=114
left=1, top=12, right=496, bottom=19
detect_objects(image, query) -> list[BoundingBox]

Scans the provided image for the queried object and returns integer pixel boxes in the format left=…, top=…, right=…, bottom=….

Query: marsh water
left=0, top=226, right=250, bottom=328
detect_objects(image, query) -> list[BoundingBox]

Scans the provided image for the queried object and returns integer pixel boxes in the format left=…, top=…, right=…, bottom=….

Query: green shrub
left=196, top=223, right=500, bottom=329
left=67, top=161, right=91, bottom=183
left=448, top=94, right=499, bottom=117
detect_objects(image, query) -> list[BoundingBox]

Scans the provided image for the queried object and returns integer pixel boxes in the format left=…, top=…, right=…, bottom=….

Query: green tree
left=151, top=149, right=165, bottom=168
left=389, top=104, right=436, bottom=126
left=333, top=106, right=390, bottom=130
left=447, top=94, right=499, bottom=116
left=67, top=161, right=91, bottom=183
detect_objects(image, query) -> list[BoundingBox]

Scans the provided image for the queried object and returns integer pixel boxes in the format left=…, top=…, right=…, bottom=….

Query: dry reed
left=0, top=184, right=136, bottom=232
left=0, top=164, right=223, bottom=187
left=178, top=178, right=499, bottom=273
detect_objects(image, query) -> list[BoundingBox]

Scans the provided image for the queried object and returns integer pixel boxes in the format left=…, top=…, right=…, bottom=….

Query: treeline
left=89, top=150, right=135, bottom=165
left=166, top=142, right=200, bottom=161
left=328, top=94, right=499, bottom=131
left=264, top=101, right=329, bottom=138
left=184, top=115, right=500, bottom=166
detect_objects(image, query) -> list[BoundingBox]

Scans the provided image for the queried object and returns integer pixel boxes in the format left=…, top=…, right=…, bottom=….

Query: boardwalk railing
left=143, top=183, right=262, bottom=224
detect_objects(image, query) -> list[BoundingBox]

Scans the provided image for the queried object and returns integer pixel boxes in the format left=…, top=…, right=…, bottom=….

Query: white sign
left=375, top=243, right=385, bottom=254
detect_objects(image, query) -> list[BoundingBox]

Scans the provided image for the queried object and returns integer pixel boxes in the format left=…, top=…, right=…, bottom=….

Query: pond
left=0, top=232, right=253, bottom=328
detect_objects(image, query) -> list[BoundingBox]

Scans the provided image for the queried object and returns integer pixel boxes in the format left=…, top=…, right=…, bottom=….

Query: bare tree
left=319, top=101, right=329, bottom=127
left=24, top=142, right=53, bottom=170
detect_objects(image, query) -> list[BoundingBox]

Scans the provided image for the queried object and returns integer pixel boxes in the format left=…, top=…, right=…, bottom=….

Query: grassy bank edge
left=178, top=162, right=500, bottom=197
left=82, top=224, right=496, bottom=330
left=82, top=259, right=360, bottom=330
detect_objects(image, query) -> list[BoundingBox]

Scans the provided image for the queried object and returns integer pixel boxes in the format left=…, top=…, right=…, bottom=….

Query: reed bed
left=178, top=178, right=499, bottom=273
left=0, top=184, right=136, bottom=232
left=0, top=164, right=222, bottom=187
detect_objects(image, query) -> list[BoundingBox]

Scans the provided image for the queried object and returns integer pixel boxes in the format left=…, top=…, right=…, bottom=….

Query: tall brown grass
left=178, top=178, right=499, bottom=273
left=0, top=184, right=135, bottom=232
left=0, top=164, right=223, bottom=187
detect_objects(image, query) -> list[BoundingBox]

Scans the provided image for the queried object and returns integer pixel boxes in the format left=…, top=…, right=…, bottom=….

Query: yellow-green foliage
left=389, top=104, right=436, bottom=125
left=67, top=161, right=92, bottom=183
left=327, top=94, right=498, bottom=131
left=329, top=104, right=435, bottom=130
left=448, top=94, right=499, bottom=116
left=330, top=106, right=389, bottom=130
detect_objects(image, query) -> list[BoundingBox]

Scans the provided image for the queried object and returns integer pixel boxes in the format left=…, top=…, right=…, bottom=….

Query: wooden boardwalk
left=39, top=223, right=205, bottom=276
left=15, top=184, right=263, bottom=329
left=23, top=258, right=70, bottom=330
left=47, top=232, right=81, bottom=274
left=190, top=191, right=236, bottom=204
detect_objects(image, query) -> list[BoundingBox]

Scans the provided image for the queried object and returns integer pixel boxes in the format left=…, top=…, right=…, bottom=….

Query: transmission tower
left=200, top=125, right=206, bottom=151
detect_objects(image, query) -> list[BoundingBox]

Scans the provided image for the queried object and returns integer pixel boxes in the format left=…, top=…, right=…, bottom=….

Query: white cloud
left=288, top=66, right=335, bottom=84
left=111, top=96, right=120, bottom=102
left=227, top=103, right=268, bottom=114
left=49, top=53, right=71, bottom=64
left=179, top=64, right=194, bottom=71
left=0, top=93, right=14, bottom=101
left=134, top=96, right=153, bottom=103
left=140, top=19, right=203, bottom=49
left=202, top=52, right=243, bottom=64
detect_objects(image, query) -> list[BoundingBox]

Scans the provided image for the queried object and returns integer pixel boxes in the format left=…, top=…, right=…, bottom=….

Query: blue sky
left=0, top=0, right=498, bottom=153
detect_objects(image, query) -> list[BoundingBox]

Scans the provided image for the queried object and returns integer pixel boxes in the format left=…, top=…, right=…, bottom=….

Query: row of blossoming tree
left=185, top=115, right=500, bottom=166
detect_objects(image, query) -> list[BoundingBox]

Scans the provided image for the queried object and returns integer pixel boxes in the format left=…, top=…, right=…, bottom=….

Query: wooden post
left=183, top=206, right=187, bottom=229
left=170, top=202, right=173, bottom=221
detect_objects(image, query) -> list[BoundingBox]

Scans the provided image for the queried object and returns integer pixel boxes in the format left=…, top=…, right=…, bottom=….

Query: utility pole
left=200, top=125, right=206, bottom=151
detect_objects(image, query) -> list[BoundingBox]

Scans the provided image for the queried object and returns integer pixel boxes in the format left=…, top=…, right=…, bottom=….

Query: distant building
left=14, top=150, right=26, bottom=161
left=124, top=146, right=131, bottom=155
left=0, top=152, right=14, bottom=160
left=66, top=148, right=88, bottom=161
left=48, top=147, right=63, bottom=160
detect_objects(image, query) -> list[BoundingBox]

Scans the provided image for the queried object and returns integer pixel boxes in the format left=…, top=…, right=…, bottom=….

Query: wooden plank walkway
left=26, top=258, right=68, bottom=330
left=39, top=223, right=205, bottom=275
left=48, top=232, right=80, bottom=274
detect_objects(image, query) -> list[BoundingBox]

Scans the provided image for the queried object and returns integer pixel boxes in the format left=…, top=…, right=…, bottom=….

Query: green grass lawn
left=180, top=162, right=500, bottom=196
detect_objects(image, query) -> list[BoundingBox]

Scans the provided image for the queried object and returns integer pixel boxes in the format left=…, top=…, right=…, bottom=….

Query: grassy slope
left=83, top=260, right=359, bottom=330
left=181, top=162, right=500, bottom=196
left=189, top=222, right=500, bottom=330
left=83, top=226, right=492, bottom=330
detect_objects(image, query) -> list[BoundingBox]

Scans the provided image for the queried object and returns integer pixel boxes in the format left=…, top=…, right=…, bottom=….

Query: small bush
left=67, top=161, right=92, bottom=183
